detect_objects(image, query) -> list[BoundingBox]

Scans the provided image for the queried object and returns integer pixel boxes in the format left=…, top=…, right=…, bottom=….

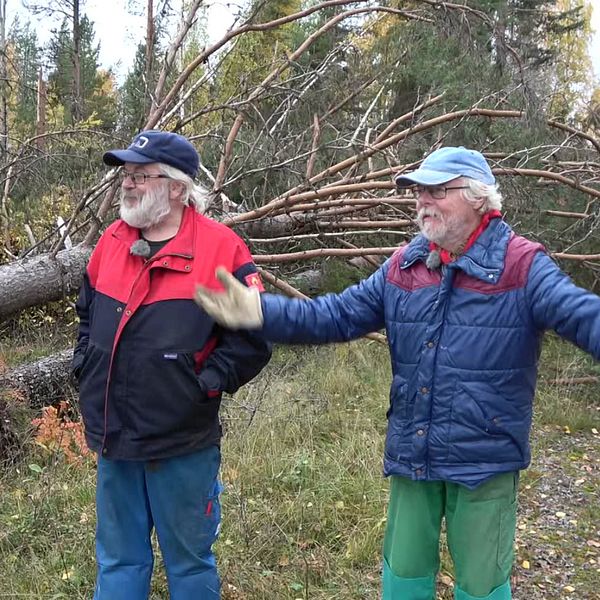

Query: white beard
left=120, top=184, right=171, bottom=229
left=417, top=207, right=465, bottom=247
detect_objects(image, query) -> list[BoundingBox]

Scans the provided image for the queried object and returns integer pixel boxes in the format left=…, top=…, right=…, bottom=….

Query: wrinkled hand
left=194, top=267, right=264, bottom=329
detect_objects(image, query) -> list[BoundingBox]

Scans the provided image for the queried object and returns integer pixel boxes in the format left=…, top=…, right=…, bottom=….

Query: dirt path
left=511, top=426, right=600, bottom=600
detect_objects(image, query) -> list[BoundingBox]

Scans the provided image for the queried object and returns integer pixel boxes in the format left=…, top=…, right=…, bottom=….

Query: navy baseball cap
left=103, top=130, right=200, bottom=179
left=395, top=146, right=495, bottom=187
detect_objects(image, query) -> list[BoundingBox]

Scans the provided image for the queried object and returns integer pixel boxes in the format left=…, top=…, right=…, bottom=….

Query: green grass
left=536, top=333, right=600, bottom=431
left=0, top=337, right=598, bottom=599
left=217, top=343, right=390, bottom=599
left=0, top=300, right=78, bottom=367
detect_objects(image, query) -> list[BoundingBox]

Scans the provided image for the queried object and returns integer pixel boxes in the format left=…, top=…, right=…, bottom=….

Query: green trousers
left=382, top=472, right=518, bottom=600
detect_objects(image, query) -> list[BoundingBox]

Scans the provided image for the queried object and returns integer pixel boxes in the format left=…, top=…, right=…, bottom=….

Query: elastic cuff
left=455, top=579, right=511, bottom=600
left=196, top=368, right=222, bottom=395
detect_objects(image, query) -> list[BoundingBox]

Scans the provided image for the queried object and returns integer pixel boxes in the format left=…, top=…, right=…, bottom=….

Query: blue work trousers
left=94, top=445, right=222, bottom=600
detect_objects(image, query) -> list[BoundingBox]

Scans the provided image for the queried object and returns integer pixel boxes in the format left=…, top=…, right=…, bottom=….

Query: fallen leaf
left=522, top=560, right=530, bottom=569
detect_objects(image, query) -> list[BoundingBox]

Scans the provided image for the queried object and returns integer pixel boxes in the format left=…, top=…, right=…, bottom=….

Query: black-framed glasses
left=118, top=169, right=171, bottom=186
left=413, top=185, right=469, bottom=200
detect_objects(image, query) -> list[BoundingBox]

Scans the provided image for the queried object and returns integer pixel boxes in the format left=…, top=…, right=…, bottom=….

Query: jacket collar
left=111, top=205, right=196, bottom=258
left=401, top=218, right=513, bottom=283
left=401, top=234, right=430, bottom=267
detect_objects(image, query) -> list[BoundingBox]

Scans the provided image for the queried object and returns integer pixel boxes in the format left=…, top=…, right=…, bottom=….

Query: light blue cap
left=395, top=146, right=495, bottom=187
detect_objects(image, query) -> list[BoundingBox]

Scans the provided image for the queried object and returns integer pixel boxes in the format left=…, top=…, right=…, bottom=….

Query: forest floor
left=510, top=426, right=599, bottom=600
left=0, top=339, right=598, bottom=599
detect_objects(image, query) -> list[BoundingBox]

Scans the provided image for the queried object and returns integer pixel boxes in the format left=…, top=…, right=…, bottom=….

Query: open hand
left=194, top=267, right=264, bottom=329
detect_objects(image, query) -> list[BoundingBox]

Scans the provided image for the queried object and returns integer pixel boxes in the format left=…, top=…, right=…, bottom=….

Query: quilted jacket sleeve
left=259, top=262, right=389, bottom=344
left=526, top=252, right=600, bottom=359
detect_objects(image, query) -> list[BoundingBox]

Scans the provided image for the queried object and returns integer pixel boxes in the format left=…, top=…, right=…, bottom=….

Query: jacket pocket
left=127, top=350, right=215, bottom=438
left=386, top=375, right=409, bottom=421
left=384, top=375, right=413, bottom=464
left=448, top=381, right=530, bottom=464
left=77, top=343, right=111, bottom=436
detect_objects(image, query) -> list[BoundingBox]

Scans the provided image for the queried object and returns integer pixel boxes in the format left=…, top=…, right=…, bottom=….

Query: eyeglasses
left=118, top=169, right=171, bottom=186
left=413, top=185, right=469, bottom=200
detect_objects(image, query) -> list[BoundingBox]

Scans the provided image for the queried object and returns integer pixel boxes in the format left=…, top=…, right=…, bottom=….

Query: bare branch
left=306, top=114, right=321, bottom=180
left=152, top=0, right=204, bottom=110
left=552, top=252, right=600, bottom=262
left=253, top=247, right=397, bottom=264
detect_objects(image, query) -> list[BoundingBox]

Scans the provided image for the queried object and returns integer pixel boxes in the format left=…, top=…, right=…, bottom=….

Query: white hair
left=157, top=163, right=211, bottom=214
left=463, top=178, right=503, bottom=213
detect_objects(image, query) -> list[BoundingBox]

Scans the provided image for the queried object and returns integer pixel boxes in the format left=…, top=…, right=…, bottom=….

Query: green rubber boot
left=454, top=579, right=511, bottom=600
left=382, top=558, right=435, bottom=600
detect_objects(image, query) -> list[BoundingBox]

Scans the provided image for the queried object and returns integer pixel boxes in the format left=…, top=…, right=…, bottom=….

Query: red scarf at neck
left=429, top=210, right=502, bottom=265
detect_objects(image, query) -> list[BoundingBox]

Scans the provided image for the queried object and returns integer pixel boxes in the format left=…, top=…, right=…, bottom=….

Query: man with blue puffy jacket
left=194, top=146, right=600, bottom=600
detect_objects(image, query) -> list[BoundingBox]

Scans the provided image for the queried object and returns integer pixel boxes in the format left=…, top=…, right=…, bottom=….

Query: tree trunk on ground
left=0, top=244, right=91, bottom=322
left=0, top=349, right=76, bottom=463
left=0, top=210, right=386, bottom=322
left=0, top=349, right=74, bottom=410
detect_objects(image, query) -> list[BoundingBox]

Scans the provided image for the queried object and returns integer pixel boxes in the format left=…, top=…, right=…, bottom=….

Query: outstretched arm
left=195, top=263, right=389, bottom=345
left=526, top=252, right=600, bottom=359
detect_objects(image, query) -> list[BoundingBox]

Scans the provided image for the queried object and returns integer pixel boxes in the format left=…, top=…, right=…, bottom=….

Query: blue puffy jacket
left=259, top=219, right=600, bottom=488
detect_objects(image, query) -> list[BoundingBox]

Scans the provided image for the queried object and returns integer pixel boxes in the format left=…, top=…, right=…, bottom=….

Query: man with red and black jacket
left=73, top=130, right=271, bottom=600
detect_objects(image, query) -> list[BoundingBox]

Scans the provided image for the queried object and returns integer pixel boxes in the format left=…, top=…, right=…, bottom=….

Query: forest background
left=0, top=0, right=599, bottom=598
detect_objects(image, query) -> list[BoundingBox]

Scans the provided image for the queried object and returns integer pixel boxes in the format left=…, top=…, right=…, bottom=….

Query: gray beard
left=120, top=185, right=171, bottom=229
left=417, top=208, right=467, bottom=249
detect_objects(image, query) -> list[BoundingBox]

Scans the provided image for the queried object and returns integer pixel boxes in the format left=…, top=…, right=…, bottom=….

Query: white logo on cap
left=134, top=136, right=149, bottom=149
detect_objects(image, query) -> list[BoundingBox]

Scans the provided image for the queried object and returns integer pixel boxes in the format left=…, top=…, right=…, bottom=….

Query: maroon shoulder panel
left=455, top=234, right=546, bottom=294
left=387, top=246, right=441, bottom=291
left=386, top=235, right=545, bottom=294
